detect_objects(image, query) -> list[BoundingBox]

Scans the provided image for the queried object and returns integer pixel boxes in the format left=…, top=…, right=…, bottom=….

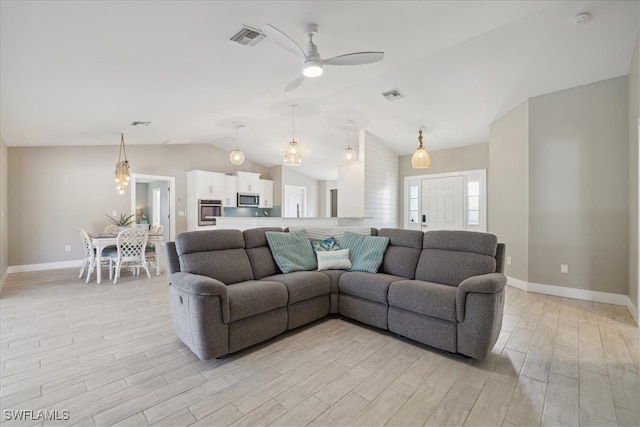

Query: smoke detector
left=229, top=25, right=266, bottom=46
left=571, top=12, right=591, bottom=25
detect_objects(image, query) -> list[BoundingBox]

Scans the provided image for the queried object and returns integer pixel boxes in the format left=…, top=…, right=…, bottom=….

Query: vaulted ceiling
left=1, top=1, right=638, bottom=180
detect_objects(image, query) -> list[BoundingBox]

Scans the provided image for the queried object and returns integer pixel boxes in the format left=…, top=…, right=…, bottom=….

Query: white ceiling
left=1, top=1, right=638, bottom=180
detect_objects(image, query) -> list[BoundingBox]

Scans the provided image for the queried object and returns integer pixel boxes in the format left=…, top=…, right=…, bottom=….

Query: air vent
left=229, top=25, right=266, bottom=46
left=131, top=121, right=151, bottom=126
left=382, top=89, right=405, bottom=102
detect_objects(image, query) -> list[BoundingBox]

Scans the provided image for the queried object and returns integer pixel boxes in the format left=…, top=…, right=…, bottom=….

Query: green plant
left=104, top=213, right=136, bottom=227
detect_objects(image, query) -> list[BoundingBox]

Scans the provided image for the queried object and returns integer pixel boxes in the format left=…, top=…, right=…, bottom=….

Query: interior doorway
left=130, top=173, right=176, bottom=242
left=284, top=185, right=307, bottom=218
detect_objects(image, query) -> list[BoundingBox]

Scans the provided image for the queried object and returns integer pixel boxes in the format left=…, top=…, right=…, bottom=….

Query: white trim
left=506, top=276, right=527, bottom=291
left=130, top=173, right=176, bottom=241
left=506, top=275, right=628, bottom=306
left=7, top=260, right=83, bottom=274
left=627, top=296, right=639, bottom=326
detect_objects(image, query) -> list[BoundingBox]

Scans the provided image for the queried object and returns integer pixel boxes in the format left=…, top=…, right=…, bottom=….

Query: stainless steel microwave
left=237, top=193, right=259, bottom=207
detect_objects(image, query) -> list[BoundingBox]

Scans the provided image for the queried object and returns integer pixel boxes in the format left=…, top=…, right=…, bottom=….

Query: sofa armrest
left=456, top=272, right=507, bottom=322
left=169, top=272, right=230, bottom=323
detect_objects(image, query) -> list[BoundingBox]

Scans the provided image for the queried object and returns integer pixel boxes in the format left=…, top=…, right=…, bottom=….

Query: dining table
left=89, top=232, right=165, bottom=284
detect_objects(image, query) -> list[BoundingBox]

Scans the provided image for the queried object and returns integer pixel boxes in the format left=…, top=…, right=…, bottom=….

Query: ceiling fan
left=261, top=23, right=384, bottom=92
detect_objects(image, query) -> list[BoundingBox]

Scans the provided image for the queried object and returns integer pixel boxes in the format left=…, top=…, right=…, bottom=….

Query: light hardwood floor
left=1, top=268, right=639, bottom=427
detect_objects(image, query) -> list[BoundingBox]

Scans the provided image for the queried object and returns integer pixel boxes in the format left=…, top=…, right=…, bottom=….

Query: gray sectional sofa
left=165, top=227, right=506, bottom=361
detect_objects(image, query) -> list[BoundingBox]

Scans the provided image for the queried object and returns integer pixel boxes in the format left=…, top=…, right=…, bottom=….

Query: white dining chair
left=79, top=228, right=114, bottom=283
left=109, top=228, right=150, bottom=284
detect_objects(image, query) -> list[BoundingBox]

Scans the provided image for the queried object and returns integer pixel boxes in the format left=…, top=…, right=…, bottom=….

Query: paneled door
left=421, top=176, right=464, bottom=231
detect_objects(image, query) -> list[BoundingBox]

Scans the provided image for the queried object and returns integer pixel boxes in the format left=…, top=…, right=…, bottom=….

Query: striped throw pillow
left=341, top=232, right=390, bottom=273
left=265, top=230, right=317, bottom=273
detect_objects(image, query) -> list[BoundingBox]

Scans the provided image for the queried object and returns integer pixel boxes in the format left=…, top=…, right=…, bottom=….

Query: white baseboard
left=507, top=276, right=630, bottom=307
left=7, top=260, right=83, bottom=274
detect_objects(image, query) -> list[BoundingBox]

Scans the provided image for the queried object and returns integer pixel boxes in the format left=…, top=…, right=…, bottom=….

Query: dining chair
left=79, top=228, right=114, bottom=284
left=109, top=228, right=150, bottom=284
left=104, top=224, right=119, bottom=233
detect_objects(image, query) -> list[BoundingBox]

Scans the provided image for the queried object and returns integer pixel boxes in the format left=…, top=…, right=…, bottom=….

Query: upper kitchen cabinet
left=234, top=171, right=260, bottom=193
left=259, top=179, right=274, bottom=208
left=188, top=170, right=225, bottom=200
left=224, top=175, right=237, bottom=207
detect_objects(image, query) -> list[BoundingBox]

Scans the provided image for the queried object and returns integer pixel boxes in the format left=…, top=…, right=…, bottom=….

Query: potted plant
left=104, top=213, right=136, bottom=232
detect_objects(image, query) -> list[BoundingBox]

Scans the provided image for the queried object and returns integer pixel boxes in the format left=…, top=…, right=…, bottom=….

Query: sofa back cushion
left=243, top=227, right=283, bottom=279
left=175, top=229, right=254, bottom=285
left=377, top=228, right=424, bottom=279
left=416, top=230, right=497, bottom=286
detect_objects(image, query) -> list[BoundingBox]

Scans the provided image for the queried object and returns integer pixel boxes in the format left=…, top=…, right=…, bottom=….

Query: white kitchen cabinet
left=234, top=171, right=260, bottom=193
left=189, top=170, right=224, bottom=199
left=259, top=179, right=274, bottom=208
left=224, top=175, right=237, bottom=207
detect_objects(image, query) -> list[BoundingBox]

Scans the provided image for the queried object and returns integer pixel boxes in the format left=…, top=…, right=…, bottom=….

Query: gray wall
left=7, top=143, right=268, bottom=267
left=488, top=102, right=530, bottom=282
left=628, top=33, right=640, bottom=314
left=399, top=142, right=489, bottom=230
left=489, top=77, right=630, bottom=296
left=529, top=76, right=629, bottom=294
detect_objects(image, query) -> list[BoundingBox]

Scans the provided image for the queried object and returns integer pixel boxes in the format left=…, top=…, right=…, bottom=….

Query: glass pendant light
left=283, top=105, right=302, bottom=166
left=342, top=120, right=356, bottom=164
left=229, top=124, right=245, bottom=166
left=411, top=129, right=431, bottom=169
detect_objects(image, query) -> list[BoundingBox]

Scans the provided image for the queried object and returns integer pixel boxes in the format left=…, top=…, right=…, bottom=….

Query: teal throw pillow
left=312, top=236, right=341, bottom=252
left=265, top=230, right=317, bottom=273
left=341, top=231, right=390, bottom=273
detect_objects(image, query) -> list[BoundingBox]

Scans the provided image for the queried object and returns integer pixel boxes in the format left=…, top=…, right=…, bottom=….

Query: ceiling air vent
left=229, top=25, right=266, bottom=46
left=382, top=89, right=405, bottom=102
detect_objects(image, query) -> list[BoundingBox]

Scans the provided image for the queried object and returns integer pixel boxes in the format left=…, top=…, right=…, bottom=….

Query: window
left=467, top=181, right=480, bottom=225
left=409, top=185, right=419, bottom=224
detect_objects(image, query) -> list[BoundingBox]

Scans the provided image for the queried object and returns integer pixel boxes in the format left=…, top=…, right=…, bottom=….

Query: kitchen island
left=215, top=216, right=374, bottom=231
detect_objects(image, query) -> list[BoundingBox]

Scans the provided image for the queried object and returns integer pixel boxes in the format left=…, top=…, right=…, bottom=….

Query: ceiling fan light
left=303, top=60, right=323, bottom=77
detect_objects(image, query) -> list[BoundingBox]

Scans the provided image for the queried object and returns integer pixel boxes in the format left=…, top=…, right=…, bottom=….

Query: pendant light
left=342, top=120, right=356, bottom=164
left=283, top=105, right=302, bottom=166
left=411, top=129, right=431, bottom=169
left=114, top=133, right=130, bottom=194
left=229, top=123, right=245, bottom=166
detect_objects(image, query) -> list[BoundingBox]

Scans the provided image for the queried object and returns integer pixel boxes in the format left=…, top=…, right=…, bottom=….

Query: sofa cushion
left=317, top=249, right=352, bottom=271
left=320, top=269, right=346, bottom=293
left=388, top=280, right=458, bottom=322
left=175, top=230, right=254, bottom=285
left=312, top=236, right=341, bottom=252
left=263, top=271, right=330, bottom=304
left=377, top=229, right=424, bottom=279
left=423, top=230, right=497, bottom=256
left=341, top=232, right=390, bottom=273
left=227, top=280, right=288, bottom=322
left=288, top=226, right=373, bottom=244
left=339, top=272, right=404, bottom=304
left=265, top=230, right=317, bottom=273
left=243, top=227, right=284, bottom=280
left=416, top=249, right=496, bottom=287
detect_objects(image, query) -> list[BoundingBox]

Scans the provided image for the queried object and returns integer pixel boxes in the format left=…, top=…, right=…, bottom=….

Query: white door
left=421, top=176, right=464, bottom=231
left=284, top=185, right=306, bottom=218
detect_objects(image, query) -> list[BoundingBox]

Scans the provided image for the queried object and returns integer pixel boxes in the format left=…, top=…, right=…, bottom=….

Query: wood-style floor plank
left=1, top=268, right=639, bottom=426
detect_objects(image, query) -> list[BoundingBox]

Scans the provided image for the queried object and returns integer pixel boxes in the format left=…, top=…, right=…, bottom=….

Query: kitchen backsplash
left=223, top=206, right=281, bottom=217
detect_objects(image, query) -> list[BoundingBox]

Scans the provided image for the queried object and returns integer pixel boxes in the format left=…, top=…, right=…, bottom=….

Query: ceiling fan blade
left=261, top=24, right=305, bottom=58
left=324, top=51, right=384, bottom=66
left=284, top=73, right=305, bottom=92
